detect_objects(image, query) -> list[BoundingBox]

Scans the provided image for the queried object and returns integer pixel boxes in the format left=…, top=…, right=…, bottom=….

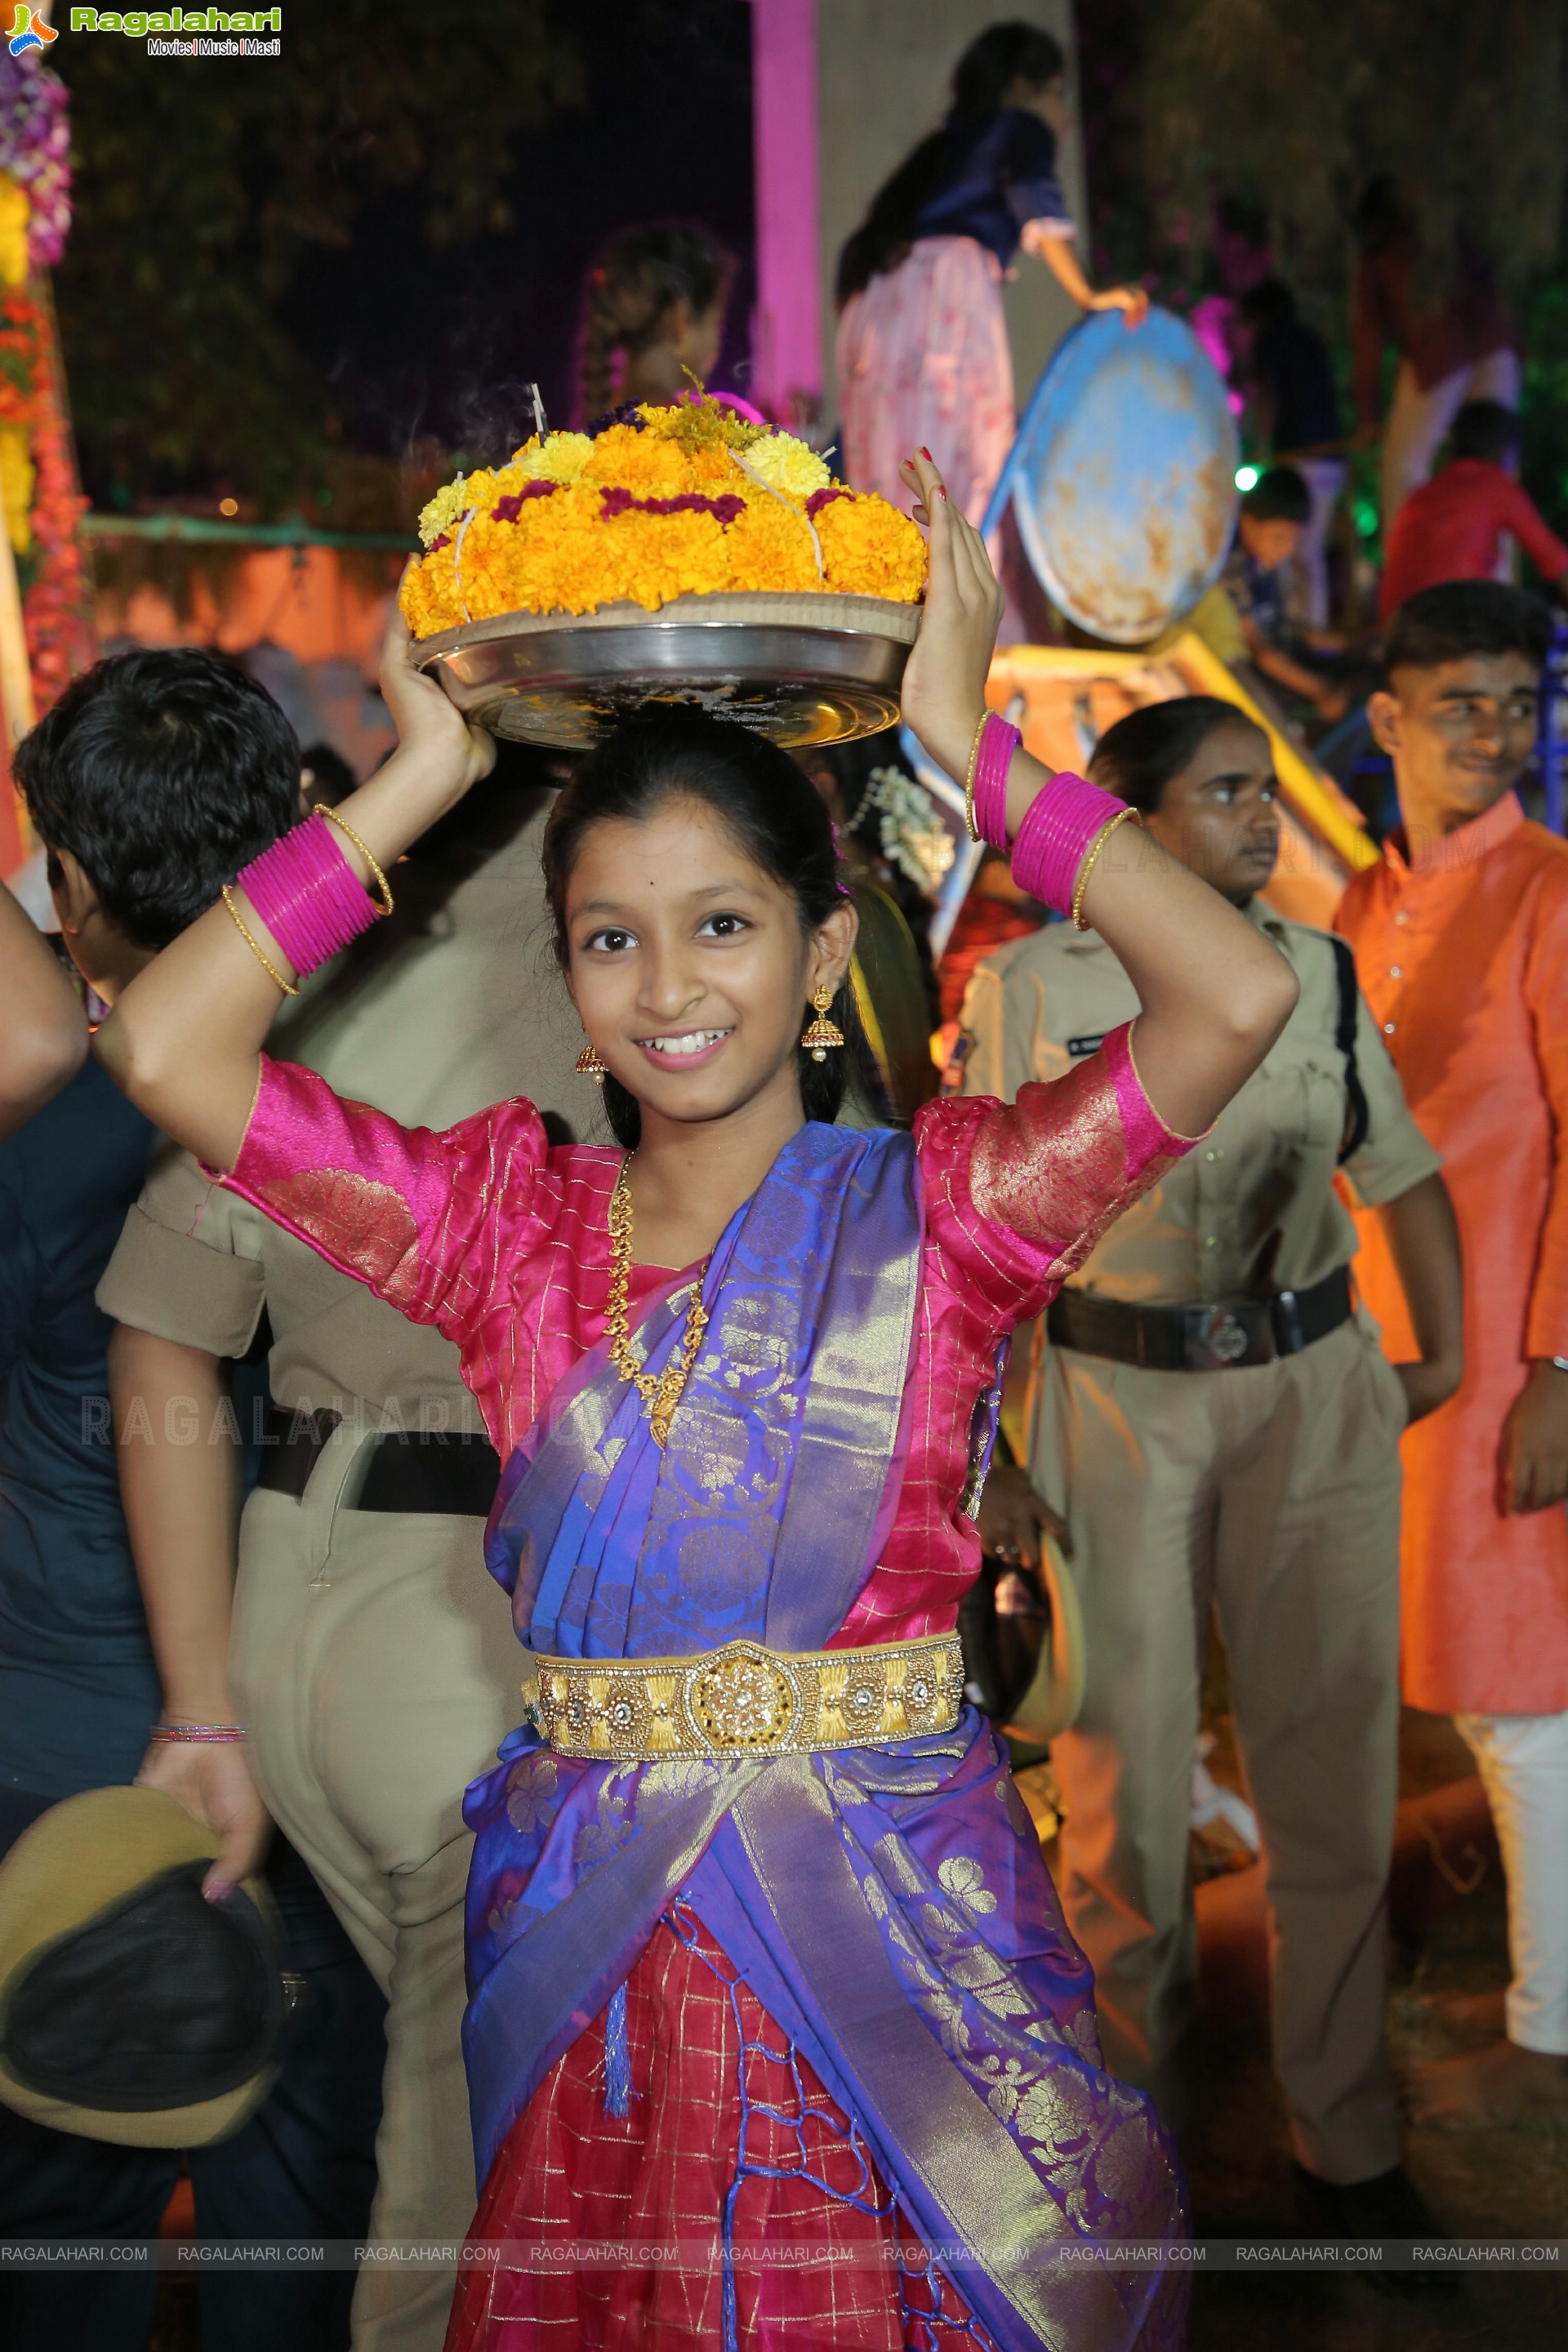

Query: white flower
left=742, top=429, right=831, bottom=500
left=854, top=766, right=957, bottom=897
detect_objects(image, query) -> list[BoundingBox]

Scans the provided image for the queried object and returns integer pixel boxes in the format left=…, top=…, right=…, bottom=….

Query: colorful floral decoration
left=0, top=49, right=83, bottom=719
left=400, top=397, right=927, bottom=638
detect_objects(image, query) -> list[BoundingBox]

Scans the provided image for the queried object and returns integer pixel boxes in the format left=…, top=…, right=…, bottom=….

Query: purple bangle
left=972, top=711, right=1020, bottom=850
left=1010, top=771, right=1133, bottom=918
left=237, top=813, right=380, bottom=979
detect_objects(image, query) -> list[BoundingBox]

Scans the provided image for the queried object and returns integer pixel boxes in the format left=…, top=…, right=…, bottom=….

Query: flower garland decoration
left=0, top=52, right=85, bottom=720
left=850, top=766, right=956, bottom=898
left=0, top=53, right=70, bottom=272
left=400, top=396, right=927, bottom=637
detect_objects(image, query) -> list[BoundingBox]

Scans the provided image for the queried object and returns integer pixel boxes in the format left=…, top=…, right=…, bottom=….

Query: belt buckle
left=686, top=1642, right=799, bottom=1755
left=1187, top=1305, right=1254, bottom=1370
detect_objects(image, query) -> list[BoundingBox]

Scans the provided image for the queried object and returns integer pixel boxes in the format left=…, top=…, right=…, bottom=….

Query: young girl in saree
left=97, top=455, right=1298, bottom=2352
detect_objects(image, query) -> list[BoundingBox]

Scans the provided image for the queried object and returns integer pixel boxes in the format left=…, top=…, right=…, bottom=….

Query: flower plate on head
left=403, top=395, right=928, bottom=749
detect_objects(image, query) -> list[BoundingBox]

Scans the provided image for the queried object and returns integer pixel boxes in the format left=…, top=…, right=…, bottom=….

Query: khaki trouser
left=1031, top=1313, right=1405, bottom=2184
left=229, top=1423, right=519, bottom=2352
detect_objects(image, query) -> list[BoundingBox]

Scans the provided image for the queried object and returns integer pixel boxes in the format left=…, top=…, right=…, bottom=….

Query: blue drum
left=983, top=306, right=1240, bottom=644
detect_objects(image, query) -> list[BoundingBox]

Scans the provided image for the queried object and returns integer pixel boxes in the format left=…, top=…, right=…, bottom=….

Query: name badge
left=1066, top=1032, right=1107, bottom=1060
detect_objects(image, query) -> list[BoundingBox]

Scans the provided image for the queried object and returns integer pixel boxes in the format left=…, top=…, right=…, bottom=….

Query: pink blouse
left=222, top=1022, right=1191, bottom=1645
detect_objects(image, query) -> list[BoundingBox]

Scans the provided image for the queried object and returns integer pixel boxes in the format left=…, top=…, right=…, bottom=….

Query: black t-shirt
left=1254, top=315, right=1342, bottom=454
left=0, top=1054, right=158, bottom=1799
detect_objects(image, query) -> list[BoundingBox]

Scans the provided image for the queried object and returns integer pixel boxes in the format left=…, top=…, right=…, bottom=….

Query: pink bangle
left=236, top=812, right=381, bottom=980
left=971, top=711, right=1020, bottom=850
left=1010, top=771, right=1133, bottom=918
left=149, top=1723, right=247, bottom=1744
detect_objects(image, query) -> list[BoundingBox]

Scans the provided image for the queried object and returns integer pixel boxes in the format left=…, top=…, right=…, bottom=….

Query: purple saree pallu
left=462, top=1122, right=1187, bottom=2350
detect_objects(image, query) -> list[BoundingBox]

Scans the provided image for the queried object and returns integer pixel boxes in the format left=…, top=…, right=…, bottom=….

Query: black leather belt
left=1046, top=1264, right=1353, bottom=1373
left=254, top=1405, right=501, bottom=1514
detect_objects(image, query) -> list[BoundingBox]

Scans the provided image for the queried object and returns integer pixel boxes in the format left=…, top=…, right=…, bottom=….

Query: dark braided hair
left=542, top=714, right=867, bottom=1149
left=576, top=222, right=734, bottom=422
left=836, top=21, right=1065, bottom=303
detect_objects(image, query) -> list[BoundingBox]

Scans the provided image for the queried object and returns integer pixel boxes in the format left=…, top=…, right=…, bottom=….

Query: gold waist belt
left=522, top=1633, right=967, bottom=1763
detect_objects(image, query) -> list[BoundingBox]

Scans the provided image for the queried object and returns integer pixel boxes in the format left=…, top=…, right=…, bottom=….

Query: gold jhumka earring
left=575, top=1040, right=608, bottom=1081
left=800, top=986, right=845, bottom=1062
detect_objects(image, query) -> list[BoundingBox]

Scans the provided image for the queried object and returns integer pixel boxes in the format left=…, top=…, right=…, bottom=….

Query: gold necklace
left=604, top=1156, right=711, bottom=1450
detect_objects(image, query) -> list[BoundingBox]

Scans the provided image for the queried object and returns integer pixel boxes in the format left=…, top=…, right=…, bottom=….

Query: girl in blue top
left=835, top=21, right=1146, bottom=527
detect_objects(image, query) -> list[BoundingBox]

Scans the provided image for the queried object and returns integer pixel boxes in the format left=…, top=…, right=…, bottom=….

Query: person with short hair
left=960, top=693, right=1462, bottom=2230
left=2, top=649, right=385, bottom=2352
left=1222, top=466, right=1348, bottom=723
left=1379, top=401, right=1568, bottom=617
left=1337, top=579, right=1568, bottom=2128
left=1236, top=277, right=1345, bottom=629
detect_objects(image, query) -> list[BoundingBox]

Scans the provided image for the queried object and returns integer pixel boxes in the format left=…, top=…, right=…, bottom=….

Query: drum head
left=1007, top=307, right=1240, bottom=645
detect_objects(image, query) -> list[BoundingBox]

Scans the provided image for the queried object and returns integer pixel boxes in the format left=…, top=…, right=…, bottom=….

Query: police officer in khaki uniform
left=96, top=767, right=596, bottom=2352
left=960, top=697, right=1464, bottom=2230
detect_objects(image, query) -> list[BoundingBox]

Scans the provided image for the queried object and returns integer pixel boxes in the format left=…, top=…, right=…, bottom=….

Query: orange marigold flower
left=816, top=495, right=928, bottom=600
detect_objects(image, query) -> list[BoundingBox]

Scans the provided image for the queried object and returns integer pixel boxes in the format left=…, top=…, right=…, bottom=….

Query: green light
left=1352, top=498, right=1379, bottom=538
left=1235, top=464, right=1260, bottom=492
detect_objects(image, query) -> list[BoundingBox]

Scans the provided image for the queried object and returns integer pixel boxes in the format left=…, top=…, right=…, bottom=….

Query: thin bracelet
left=149, top=1722, right=248, bottom=1744
left=318, top=804, right=395, bottom=916
left=962, top=710, right=989, bottom=843
left=1071, top=806, right=1141, bottom=930
left=220, top=884, right=300, bottom=996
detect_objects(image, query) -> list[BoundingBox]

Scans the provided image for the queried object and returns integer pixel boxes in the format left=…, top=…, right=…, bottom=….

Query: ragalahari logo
left=7, top=6, right=58, bottom=51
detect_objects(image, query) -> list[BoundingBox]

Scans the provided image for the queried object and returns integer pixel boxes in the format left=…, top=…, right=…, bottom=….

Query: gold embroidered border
left=522, top=1633, right=965, bottom=1763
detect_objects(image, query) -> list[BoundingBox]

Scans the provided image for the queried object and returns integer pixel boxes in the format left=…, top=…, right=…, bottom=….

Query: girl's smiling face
left=564, top=795, right=856, bottom=1133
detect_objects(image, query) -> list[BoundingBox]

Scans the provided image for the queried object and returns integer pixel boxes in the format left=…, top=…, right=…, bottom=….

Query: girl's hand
left=1086, top=284, right=1150, bottom=328
left=897, top=450, right=1004, bottom=781
left=379, top=598, right=497, bottom=798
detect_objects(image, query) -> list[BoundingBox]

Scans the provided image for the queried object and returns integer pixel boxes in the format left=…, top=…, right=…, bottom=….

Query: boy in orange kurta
left=1337, top=581, right=1568, bottom=2127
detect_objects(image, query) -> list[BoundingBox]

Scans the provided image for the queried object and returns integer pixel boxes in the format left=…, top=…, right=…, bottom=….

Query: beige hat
left=0, top=1785, right=282, bottom=2148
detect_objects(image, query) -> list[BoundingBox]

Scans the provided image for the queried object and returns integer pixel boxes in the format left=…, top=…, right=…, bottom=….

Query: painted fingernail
left=920, top=447, right=933, bottom=461
left=937, top=485, right=947, bottom=502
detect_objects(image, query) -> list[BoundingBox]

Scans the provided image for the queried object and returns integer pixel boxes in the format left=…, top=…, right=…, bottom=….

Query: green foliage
left=52, top=2, right=581, bottom=510
left=1138, top=0, right=1567, bottom=298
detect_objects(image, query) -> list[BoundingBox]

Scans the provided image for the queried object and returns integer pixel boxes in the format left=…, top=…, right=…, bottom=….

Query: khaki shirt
left=959, top=900, right=1439, bottom=1306
left=97, top=786, right=597, bottom=1423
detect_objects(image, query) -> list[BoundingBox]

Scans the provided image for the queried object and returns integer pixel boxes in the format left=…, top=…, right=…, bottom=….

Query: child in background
left=1379, top=402, right=1568, bottom=619
left=576, top=220, right=734, bottom=421
left=1223, top=466, right=1348, bottom=722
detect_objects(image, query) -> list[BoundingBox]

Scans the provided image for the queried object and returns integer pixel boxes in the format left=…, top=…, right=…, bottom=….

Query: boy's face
left=1238, top=514, right=1303, bottom=572
left=1369, top=652, right=1539, bottom=834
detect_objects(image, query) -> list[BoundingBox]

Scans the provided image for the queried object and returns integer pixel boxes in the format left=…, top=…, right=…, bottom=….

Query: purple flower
left=806, top=487, right=849, bottom=522
left=599, top=488, right=744, bottom=524
left=491, top=482, right=555, bottom=523
left=0, top=55, right=72, bottom=270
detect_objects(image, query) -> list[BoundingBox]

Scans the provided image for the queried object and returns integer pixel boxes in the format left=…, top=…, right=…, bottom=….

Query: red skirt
left=445, top=1907, right=991, bottom=2350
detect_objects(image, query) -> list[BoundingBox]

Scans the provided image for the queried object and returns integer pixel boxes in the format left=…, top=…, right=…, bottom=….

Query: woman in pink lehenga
left=835, top=21, right=1146, bottom=528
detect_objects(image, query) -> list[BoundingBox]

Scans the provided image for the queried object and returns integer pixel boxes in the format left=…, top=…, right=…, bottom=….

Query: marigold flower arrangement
left=399, top=397, right=928, bottom=639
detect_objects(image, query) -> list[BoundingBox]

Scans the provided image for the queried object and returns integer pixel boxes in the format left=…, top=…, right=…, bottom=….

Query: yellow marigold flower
left=512, top=431, right=594, bottom=484
left=723, top=495, right=821, bottom=595
left=816, top=494, right=928, bottom=601
left=583, top=424, right=688, bottom=497
left=416, top=476, right=472, bottom=550
left=742, top=430, right=831, bottom=501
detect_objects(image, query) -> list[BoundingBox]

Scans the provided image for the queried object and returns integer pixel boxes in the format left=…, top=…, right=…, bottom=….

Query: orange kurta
left=1336, top=791, right=1568, bottom=1714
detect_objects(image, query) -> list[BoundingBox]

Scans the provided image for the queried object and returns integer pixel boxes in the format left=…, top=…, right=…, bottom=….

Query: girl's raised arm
left=898, top=452, right=1298, bottom=1139
left=0, top=875, right=87, bottom=1138
left=95, top=617, right=495, bottom=1171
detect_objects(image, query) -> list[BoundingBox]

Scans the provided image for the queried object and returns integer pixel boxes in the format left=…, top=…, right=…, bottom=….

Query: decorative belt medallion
left=521, top=1632, right=966, bottom=1763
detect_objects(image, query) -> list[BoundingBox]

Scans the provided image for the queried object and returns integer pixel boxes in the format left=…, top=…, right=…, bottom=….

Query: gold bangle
left=961, top=710, right=989, bottom=843
left=317, top=804, right=395, bottom=917
left=1071, top=806, right=1141, bottom=931
left=221, top=884, right=300, bottom=996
